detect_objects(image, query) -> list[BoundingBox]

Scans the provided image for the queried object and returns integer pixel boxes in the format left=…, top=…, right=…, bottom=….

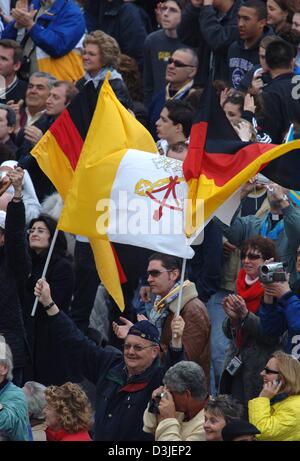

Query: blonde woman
left=248, top=351, right=300, bottom=441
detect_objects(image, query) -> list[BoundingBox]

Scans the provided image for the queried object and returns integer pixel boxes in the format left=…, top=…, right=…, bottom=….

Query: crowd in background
left=1, top=0, right=300, bottom=442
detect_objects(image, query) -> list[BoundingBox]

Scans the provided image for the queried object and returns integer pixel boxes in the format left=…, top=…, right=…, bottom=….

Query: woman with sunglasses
left=248, top=351, right=300, bottom=441
left=219, top=235, right=282, bottom=413
left=259, top=245, right=300, bottom=358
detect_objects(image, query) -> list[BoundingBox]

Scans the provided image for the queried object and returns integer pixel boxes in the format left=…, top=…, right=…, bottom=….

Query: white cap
left=0, top=210, right=6, bottom=230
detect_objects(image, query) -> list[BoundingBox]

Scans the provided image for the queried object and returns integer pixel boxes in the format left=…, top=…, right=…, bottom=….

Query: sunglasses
left=167, top=57, right=195, bottom=68
left=147, top=269, right=172, bottom=278
left=123, top=344, right=156, bottom=352
left=241, top=252, right=263, bottom=261
left=263, top=367, right=279, bottom=374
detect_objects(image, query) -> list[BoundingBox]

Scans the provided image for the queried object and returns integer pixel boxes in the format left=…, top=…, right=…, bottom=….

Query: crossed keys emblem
left=135, top=176, right=185, bottom=221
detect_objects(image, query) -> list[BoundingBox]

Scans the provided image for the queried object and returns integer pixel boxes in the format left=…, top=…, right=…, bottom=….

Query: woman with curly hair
left=44, top=382, right=93, bottom=441
left=203, top=394, right=244, bottom=441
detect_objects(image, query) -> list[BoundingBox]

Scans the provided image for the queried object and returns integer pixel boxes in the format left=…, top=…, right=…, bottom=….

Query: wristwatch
left=44, top=301, right=55, bottom=311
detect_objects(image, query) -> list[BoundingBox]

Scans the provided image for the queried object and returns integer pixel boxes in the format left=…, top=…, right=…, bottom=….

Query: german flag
left=183, top=83, right=300, bottom=238
left=31, top=82, right=127, bottom=310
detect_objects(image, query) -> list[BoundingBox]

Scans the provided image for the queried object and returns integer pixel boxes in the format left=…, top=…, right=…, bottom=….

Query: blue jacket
left=259, top=291, right=300, bottom=359
left=48, top=311, right=185, bottom=441
left=0, top=381, right=30, bottom=441
left=2, top=0, right=85, bottom=58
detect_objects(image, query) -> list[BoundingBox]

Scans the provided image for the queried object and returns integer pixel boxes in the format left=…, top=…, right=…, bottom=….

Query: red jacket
left=46, top=427, right=91, bottom=441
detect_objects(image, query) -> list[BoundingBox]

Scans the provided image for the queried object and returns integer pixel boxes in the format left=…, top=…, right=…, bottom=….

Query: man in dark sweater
left=260, top=39, right=300, bottom=143
left=178, top=0, right=241, bottom=84
left=228, top=0, right=273, bottom=88
left=34, top=278, right=186, bottom=441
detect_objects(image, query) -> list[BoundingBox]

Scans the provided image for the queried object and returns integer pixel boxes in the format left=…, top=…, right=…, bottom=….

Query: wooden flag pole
left=31, top=228, right=59, bottom=317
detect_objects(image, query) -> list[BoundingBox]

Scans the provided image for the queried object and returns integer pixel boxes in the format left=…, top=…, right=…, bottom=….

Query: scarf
left=236, top=269, right=264, bottom=313
left=84, top=67, right=123, bottom=89
left=260, top=214, right=284, bottom=240
left=234, top=269, right=264, bottom=349
left=149, top=280, right=190, bottom=336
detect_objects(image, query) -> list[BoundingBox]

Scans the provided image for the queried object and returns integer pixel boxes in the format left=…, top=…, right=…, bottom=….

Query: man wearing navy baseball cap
left=34, top=277, right=186, bottom=441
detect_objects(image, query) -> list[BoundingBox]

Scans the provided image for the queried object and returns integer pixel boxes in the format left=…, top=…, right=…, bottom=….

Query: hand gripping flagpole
left=173, top=258, right=187, bottom=338
left=31, top=228, right=59, bottom=317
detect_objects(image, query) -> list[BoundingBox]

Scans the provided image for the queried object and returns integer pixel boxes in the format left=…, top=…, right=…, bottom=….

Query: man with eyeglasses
left=259, top=244, right=300, bottom=361
left=33, top=277, right=185, bottom=441
left=148, top=47, right=198, bottom=139
left=113, top=252, right=211, bottom=386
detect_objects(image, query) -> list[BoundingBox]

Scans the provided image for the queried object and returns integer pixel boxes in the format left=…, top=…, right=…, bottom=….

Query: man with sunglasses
left=259, top=245, right=300, bottom=360
left=114, top=252, right=211, bottom=386
left=33, top=277, right=185, bottom=441
left=148, top=47, right=198, bottom=139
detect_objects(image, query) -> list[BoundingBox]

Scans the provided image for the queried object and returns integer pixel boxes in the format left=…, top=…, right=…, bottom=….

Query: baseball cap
left=128, top=320, right=160, bottom=344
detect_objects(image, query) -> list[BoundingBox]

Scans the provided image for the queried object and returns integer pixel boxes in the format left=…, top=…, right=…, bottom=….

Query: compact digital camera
left=258, top=262, right=287, bottom=284
left=148, top=392, right=165, bottom=414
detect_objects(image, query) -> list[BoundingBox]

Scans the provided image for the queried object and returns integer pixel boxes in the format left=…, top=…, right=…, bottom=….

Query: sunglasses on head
left=263, top=367, right=280, bottom=374
left=241, top=252, right=263, bottom=261
left=167, top=57, right=195, bottom=68
left=146, top=269, right=172, bottom=278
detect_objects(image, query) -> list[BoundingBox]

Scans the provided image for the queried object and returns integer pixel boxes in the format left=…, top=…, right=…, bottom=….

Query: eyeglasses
left=123, top=343, right=156, bottom=352
left=240, top=252, right=263, bottom=261
left=146, top=269, right=172, bottom=278
left=167, top=57, right=196, bottom=68
left=27, top=227, right=49, bottom=235
left=262, top=367, right=279, bottom=374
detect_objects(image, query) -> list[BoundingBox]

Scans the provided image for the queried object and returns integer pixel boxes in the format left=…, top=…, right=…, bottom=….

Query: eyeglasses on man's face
left=146, top=269, right=172, bottom=278
left=240, top=252, right=263, bottom=261
left=262, top=367, right=279, bottom=375
left=27, top=227, right=50, bottom=235
left=123, top=343, right=156, bottom=352
left=167, top=57, right=195, bottom=68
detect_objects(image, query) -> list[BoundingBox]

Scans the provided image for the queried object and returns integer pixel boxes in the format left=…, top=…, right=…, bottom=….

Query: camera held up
left=148, top=392, right=166, bottom=414
left=258, top=262, right=287, bottom=284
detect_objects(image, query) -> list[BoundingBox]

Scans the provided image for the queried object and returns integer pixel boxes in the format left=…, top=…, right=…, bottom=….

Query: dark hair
left=164, top=99, right=195, bottom=138
left=223, top=91, right=245, bottom=112
left=162, top=0, right=187, bottom=10
left=205, top=395, right=244, bottom=422
left=241, top=235, right=277, bottom=260
left=0, top=142, right=15, bottom=161
left=0, top=103, right=16, bottom=126
left=28, top=214, right=68, bottom=257
left=0, top=39, right=23, bottom=64
left=117, top=54, right=143, bottom=102
left=270, top=0, right=294, bottom=24
left=52, top=81, right=79, bottom=105
left=265, top=39, right=296, bottom=68
left=240, top=0, right=268, bottom=20
left=148, top=252, right=182, bottom=276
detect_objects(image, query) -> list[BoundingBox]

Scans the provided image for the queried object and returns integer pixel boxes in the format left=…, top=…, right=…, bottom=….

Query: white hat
left=0, top=210, right=6, bottom=230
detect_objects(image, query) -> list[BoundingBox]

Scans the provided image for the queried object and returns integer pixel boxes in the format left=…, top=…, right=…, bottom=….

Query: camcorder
left=258, top=262, right=287, bottom=284
left=148, top=392, right=166, bottom=414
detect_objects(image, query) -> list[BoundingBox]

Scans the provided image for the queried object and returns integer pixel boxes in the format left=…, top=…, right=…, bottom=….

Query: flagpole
left=31, top=228, right=59, bottom=317
left=175, top=257, right=187, bottom=316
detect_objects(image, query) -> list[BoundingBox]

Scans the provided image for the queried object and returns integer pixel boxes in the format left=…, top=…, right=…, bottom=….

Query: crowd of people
left=0, top=0, right=300, bottom=442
